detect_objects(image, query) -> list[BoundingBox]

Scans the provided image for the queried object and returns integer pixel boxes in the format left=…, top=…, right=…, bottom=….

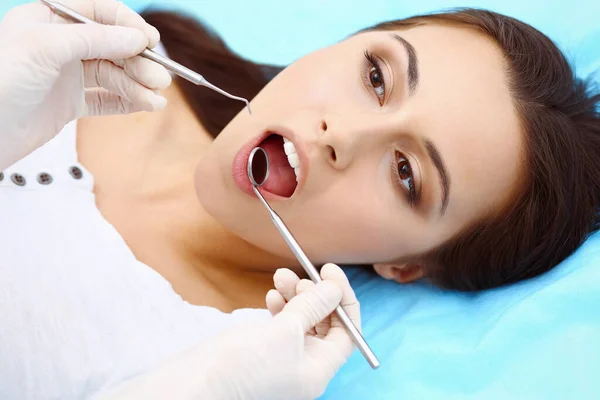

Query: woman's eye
left=369, top=66, right=385, bottom=100
left=363, top=51, right=386, bottom=105
left=394, top=151, right=417, bottom=204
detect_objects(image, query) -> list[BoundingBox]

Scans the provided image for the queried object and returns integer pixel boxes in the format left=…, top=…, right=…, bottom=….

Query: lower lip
left=232, top=132, right=290, bottom=201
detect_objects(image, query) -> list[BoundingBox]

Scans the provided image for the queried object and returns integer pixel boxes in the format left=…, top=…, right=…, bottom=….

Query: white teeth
left=282, top=137, right=300, bottom=182
left=283, top=142, right=295, bottom=156
left=287, top=153, right=300, bottom=168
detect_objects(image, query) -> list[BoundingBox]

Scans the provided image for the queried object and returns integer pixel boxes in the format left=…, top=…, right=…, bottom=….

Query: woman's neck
left=77, top=85, right=297, bottom=311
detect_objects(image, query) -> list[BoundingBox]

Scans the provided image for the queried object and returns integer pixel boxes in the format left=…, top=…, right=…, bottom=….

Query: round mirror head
left=248, top=147, right=270, bottom=186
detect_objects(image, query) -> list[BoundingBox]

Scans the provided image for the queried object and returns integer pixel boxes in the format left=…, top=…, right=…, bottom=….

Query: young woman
left=93, top=6, right=600, bottom=300
left=1, top=2, right=599, bottom=398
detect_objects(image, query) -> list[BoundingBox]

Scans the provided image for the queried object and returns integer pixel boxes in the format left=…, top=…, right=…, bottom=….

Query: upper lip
left=264, top=125, right=310, bottom=198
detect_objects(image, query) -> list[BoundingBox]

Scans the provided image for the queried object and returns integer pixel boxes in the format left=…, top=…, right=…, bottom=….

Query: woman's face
left=195, top=23, right=523, bottom=277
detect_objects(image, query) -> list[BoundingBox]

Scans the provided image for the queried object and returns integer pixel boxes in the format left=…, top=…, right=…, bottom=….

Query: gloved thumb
left=277, top=280, right=342, bottom=333
left=44, top=23, right=148, bottom=68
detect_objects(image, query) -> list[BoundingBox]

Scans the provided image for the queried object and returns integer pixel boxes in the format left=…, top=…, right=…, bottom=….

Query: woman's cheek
left=277, top=51, right=355, bottom=110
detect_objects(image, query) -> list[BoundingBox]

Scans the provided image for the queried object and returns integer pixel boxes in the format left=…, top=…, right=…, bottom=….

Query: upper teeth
left=283, top=137, right=300, bottom=182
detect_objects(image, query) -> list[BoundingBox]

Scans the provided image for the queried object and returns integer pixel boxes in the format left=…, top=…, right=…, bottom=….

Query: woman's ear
left=373, top=263, right=424, bottom=284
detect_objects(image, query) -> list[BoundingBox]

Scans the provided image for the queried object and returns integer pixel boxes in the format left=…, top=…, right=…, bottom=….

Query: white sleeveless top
left=0, top=121, right=269, bottom=400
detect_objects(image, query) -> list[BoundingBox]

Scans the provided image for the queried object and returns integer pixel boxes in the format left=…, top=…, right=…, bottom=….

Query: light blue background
left=2, top=1, right=599, bottom=399
left=1, top=1, right=599, bottom=77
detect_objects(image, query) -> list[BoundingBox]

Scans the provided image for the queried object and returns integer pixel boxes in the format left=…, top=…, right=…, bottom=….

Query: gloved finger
left=121, top=56, right=172, bottom=91
left=0, top=3, right=51, bottom=32
left=314, top=319, right=331, bottom=339
left=266, top=289, right=285, bottom=316
left=108, top=56, right=171, bottom=93
left=3, top=1, right=159, bottom=48
left=321, top=263, right=361, bottom=332
left=295, top=280, right=317, bottom=336
left=304, top=265, right=361, bottom=380
left=82, top=0, right=160, bottom=48
left=83, top=59, right=166, bottom=111
left=0, top=2, right=73, bottom=32
left=295, top=279, right=315, bottom=293
left=273, top=268, right=300, bottom=302
left=42, top=23, right=148, bottom=67
left=296, top=279, right=315, bottom=296
left=56, top=0, right=159, bottom=48
left=277, top=280, right=342, bottom=334
left=84, top=88, right=147, bottom=117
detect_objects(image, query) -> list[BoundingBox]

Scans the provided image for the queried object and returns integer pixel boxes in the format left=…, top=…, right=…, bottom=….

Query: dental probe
left=39, top=0, right=252, bottom=115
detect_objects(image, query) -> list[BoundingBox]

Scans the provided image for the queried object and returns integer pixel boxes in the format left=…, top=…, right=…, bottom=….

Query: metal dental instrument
left=248, top=147, right=381, bottom=370
left=39, top=0, right=252, bottom=115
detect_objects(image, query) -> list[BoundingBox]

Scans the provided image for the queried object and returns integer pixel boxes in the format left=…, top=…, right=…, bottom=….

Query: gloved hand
left=217, top=263, right=361, bottom=400
left=0, top=0, right=172, bottom=169
left=99, top=263, right=360, bottom=400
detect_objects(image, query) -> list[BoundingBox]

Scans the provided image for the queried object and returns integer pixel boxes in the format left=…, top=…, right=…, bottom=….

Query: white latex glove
left=0, top=0, right=172, bottom=169
left=100, top=263, right=360, bottom=400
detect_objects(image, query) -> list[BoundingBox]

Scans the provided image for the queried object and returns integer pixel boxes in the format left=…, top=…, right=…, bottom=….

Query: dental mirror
left=246, top=146, right=381, bottom=369
left=248, top=147, right=270, bottom=187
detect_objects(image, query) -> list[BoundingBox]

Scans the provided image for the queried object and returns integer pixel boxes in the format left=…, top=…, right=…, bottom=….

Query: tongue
left=260, top=135, right=297, bottom=197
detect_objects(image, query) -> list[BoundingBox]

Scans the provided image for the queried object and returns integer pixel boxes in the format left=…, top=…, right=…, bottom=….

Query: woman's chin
left=194, top=156, right=230, bottom=213
left=194, top=155, right=260, bottom=241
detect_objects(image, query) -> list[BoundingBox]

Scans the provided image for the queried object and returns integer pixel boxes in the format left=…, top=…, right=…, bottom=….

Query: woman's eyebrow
left=390, top=33, right=419, bottom=94
left=423, top=138, right=451, bottom=215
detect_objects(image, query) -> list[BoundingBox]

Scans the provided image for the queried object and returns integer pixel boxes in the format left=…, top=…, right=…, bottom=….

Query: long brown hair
left=142, top=8, right=600, bottom=291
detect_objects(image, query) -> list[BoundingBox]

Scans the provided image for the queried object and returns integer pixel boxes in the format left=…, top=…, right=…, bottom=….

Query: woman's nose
left=318, top=114, right=369, bottom=171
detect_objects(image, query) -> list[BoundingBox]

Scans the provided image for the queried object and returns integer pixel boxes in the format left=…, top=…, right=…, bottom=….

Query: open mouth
left=256, top=134, right=299, bottom=198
